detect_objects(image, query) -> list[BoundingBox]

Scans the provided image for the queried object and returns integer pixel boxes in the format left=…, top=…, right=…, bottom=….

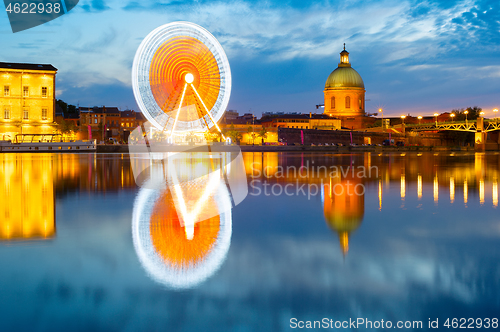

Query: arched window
left=345, top=96, right=351, bottom=109
left=331, top=97, right=335, bottom=109
left=359, top=97, right=362, bottom=109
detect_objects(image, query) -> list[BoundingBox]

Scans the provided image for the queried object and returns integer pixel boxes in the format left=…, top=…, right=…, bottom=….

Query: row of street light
left=378, top=108, right=499, bottom=128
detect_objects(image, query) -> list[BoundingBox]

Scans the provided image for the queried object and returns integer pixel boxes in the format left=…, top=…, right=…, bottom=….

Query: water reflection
left=131, top=151, right=246, bottom=289
left=0, top=154, right=55, bottom=241
left=244, top=152, right=500, bottom=255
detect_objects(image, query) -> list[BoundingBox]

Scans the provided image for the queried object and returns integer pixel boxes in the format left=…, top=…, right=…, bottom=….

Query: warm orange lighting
left=450, top=113, right=455, bottom=118
left=418, top=116, right=423, bottom=120
left=417, top=174, right=422, bottom=200
left=493, top=180, right=498, bottom=208
left=400, top=115, right=406, bottom=119
left=450, top=177, right=455, bottom=203
left=400, top=174, right=406, bottom=200
left=150, top=189, right=220, bottom=268
left=378, top=179, right=382, bottom=211
left=434, top=176, right=439, bottom=204
left=464, top=179, right=468, bottom=205
left=480, top=179, right=485, bottom=205
left=149, top=36, right=221, bottom=122
left=434, top=113, right=439, bottom=117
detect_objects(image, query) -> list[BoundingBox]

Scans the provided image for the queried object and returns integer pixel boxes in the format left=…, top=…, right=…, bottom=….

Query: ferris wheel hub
left=185, top=73, right=194, bottom=84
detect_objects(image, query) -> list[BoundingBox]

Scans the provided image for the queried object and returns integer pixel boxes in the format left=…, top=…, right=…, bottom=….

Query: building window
left=42, top=108, right=47, bottom=120
left=4, top=86, right=9, bottom=97
left=23, top=109, right=29, bottom=120
left=42, top=87, right=48, bottom=98
left=331, top=96, right=335, bottom=109
left=359, top=97, right=363, bottom=109
left=4, top=109, right=10, bottom=119
left=345, top=96, right=351, bottom=108
left=95, top=119, right=98, bottom=124
left=23, top=86, right=29, bottom=97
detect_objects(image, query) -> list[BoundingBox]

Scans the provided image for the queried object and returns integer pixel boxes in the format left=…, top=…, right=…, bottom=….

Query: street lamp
left=464, top=110, right=468, bottom=125
left=379, top=108, right=384, bottom=130
left=494, top=109, right=498, bottom=124
left=480, top=111, right=485, bottom=117
left=450, top=113, right=455, bottom=122
left=418, top=116, right=422, bottom=125
left=434, top=113, right=439, bottom=126
left=401, top=115, right=406, bottom=125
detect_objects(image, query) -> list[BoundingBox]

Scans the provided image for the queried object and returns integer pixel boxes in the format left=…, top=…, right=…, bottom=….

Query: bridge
left=404, top=118, right=500, bottom=151
left=405, top=119, right=500, bottom=133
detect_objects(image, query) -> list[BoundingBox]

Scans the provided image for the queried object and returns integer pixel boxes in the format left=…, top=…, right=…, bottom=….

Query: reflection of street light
left=418, top=116, right=422, bottom=125
left=434, top=113, right=439, bottom=126
left=450, top=113, right=455, bottom=122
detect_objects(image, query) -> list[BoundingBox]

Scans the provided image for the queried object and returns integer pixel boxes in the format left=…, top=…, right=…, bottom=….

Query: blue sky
left=1, top=0, right=499, bottom=117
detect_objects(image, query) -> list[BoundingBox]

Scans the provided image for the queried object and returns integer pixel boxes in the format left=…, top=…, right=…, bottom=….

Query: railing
left=406, top=120, right=500, bottom=133
left=13, top=134, right=78, bottom=143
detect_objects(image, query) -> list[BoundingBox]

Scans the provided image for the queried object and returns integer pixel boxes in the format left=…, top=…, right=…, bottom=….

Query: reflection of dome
left=150, top=190, right=220, bottom=269
left=325, top=67, right=365, bottom=89
left=323, top=182, right=364, bottom=256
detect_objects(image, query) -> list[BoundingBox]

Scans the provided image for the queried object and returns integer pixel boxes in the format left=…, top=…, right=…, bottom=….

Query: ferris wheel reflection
left=132, top=150, right=245, bottom=289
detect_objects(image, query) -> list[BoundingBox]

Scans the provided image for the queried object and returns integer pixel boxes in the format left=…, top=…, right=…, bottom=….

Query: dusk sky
left=1, top=0, right=499, bottom=117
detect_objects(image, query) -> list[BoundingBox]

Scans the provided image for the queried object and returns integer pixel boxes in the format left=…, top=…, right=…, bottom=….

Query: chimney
left=309, top=112, right=312, bottom=118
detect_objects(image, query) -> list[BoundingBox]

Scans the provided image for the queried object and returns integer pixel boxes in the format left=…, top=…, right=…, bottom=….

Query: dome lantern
left=339, top=43, right=350, bottom=67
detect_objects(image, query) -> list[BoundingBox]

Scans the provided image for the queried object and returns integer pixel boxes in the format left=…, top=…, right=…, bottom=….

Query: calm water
left=0, top=152, right=499, bottom=331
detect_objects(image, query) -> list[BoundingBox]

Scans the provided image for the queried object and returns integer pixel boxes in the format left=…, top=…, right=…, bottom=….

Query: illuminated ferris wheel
left=132, top=21, right=231, bottom=139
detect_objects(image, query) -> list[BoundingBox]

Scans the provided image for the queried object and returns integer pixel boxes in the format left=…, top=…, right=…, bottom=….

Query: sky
left=1, top=0, right=499, bottom=117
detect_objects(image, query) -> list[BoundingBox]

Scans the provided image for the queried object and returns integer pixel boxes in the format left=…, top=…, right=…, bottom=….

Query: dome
left=325, top=67, right=365, bottom=89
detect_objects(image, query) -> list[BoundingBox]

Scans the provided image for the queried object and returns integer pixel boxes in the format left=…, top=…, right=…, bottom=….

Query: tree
left=451, top=106, right=482, bottom=121
left=248, top=126, right=256, bottom=145
left=258, top=127, right=268, bottom=145
left=225, top=124, right=242, bottom=144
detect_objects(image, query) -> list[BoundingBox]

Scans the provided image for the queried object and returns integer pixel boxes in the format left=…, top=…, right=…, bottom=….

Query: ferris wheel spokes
left=168, top=82, right=189, bottom=138
left=190, top=83, right=226, bottom=140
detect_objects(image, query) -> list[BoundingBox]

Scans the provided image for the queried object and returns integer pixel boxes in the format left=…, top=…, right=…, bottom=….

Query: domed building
left=324, top=45, right=366, bottom=130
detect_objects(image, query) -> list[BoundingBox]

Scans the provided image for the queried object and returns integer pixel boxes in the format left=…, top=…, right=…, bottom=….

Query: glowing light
left=464, top=179, right=468, bottom=205
left=418, top=174, right=422, bottom=200
left=493, top=180, right=498, bottom=208
left=400, top=174, right=406, bottom=200
left=480, top=179, right=485, bottom=205
left=132, top=21, right=231, bottom=133
left=434, top=176, right=439, bottom=204
left=378, top=180, right=382, bottom=211
left=185, top=73, right=194, bottom=84
left=450, top=177, right=455, bottom=203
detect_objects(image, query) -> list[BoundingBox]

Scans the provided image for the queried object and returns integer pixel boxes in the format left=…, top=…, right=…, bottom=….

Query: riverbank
left=96, top=144, right=477, bottom=153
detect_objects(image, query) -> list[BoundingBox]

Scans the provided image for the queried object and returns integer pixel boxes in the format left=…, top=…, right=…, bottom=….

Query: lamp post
left=401, top=115, right=406, bottom=125
left=379, top=108, right=384, bottom=130
left=434, top=113, right=439, bottom=126
left=494, top=109, right=498, bottom=124
left=480, top=111, right=485, bottom=118
left=464, top=110, right=468, bottom=125
left=450, top=113, right=455, bottom=122
left=418, top=116, right=422, bottom=125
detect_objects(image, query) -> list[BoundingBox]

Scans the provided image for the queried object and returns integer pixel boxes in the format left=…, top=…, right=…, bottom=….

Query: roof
left=0, top=62, right=57, bottom=71
left=80, top=106, right=120, bottom=115
left=262, top=114, right=337, bottom=122
left=121, top=110, right=136, bottom=118
left=325, top=67, right=365, bottom=89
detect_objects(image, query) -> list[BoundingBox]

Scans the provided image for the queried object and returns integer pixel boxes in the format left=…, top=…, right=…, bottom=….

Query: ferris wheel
left=132, top=21, right=231, bottom=139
